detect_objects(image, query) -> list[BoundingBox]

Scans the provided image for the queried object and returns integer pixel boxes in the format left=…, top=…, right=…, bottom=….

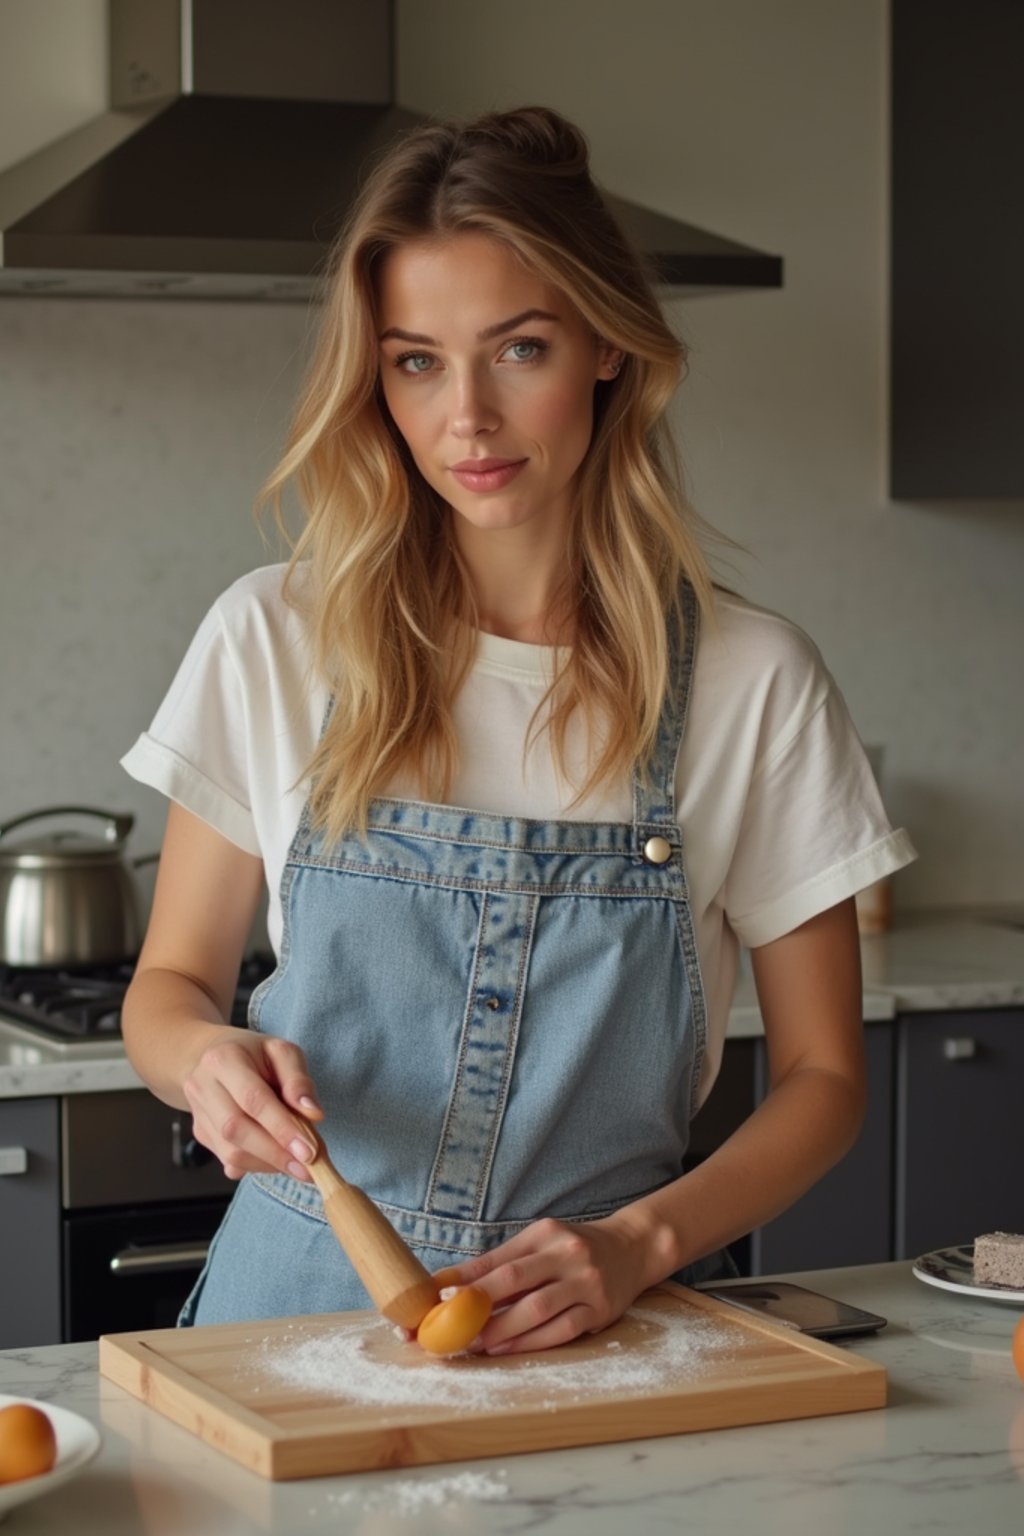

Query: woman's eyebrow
left=478, top=308, right=561, bottom=341
left=379, top=309, right=561, bottom=345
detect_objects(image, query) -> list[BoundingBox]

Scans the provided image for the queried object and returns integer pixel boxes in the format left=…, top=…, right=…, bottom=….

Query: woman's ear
left=596, top=346, right=626, bottom=380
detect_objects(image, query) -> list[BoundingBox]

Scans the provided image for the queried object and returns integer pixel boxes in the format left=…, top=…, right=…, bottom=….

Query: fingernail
left=288, top=1159, right=310, bottom=1180
left=289, top=1137, right=312, bottom=1162
left=487, top=1342, right=512, bottom=1356
left=299, top=1095, right=321, bottom=1113
left=439, top=1286, right=459, bottom=1301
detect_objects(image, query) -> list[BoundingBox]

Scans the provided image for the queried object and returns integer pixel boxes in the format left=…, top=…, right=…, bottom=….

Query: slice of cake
left=973, top=1231, right=1024, bottom=1288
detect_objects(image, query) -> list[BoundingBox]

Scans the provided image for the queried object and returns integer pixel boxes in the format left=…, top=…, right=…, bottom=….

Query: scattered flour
left=311, top=1467, right=510, bottom=1517
left=254, top=1302, right=741, bottom=1412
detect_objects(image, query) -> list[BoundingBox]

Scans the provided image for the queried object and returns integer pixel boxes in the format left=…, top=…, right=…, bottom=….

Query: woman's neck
left=471, top=569, right=573, bottom=646
left=455, top=516, right=574, bottom=647
left=476, top=610, right=567, bottom=645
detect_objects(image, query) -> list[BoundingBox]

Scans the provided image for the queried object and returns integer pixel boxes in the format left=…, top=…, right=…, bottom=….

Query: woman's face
left=377, top=233, right=620, bottom=544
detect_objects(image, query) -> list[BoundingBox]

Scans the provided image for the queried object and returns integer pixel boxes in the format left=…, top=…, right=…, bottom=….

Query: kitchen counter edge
left=4, top=919, right=1024, bottom=1098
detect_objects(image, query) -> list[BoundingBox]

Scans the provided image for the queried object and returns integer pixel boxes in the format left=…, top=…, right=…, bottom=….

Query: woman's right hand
left=120, top=803, right=324, bottom=1182
left=182, top=1027, right=324, bottom=1182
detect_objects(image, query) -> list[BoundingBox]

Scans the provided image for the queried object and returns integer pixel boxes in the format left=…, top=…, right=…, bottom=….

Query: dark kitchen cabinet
left=890, top=0, right=1024, bottom=497
left=0, top=1098, right=62, bottom=1348
left=894, top=1008, right=1024, bottom=1257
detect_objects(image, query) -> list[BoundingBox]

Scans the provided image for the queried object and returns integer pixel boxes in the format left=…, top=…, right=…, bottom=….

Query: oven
left=60, top=1091, right=232, bottom=1342
left=0, top=955, right=271, bottom=1346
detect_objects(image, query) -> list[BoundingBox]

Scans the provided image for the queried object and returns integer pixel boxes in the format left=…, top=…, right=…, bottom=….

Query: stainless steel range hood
left=0, top=0, right=783, bottom=301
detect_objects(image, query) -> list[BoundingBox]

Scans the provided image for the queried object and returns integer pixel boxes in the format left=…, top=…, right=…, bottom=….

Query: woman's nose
left=449, top=370, right=501, bottom=439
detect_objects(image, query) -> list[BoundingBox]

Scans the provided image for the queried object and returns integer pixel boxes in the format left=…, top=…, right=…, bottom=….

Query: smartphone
left=698, top=1281, right=887, bottom=1338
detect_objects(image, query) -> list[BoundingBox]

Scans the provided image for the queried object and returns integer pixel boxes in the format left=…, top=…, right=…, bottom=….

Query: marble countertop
left=0, top=1029, right=142, bottom=1097
left=1, top=1261, right=1020, bottom=1534
left=3, top=918, right=1024, bottom=1096
left=860, top=918, right=1024, bottom=1010
left=612, top=916, right=1024, bottom=1041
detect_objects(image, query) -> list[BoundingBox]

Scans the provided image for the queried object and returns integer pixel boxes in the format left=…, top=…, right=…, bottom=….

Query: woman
left=121, top=106, right=914, bottom=1354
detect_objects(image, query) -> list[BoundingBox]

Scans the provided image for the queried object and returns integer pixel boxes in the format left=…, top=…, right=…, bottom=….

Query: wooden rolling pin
left=293, top=1119, right=440, bottom=1330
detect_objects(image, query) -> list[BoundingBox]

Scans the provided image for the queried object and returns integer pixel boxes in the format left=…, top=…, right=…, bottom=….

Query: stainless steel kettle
left=0, top=806, right=153, bottom=967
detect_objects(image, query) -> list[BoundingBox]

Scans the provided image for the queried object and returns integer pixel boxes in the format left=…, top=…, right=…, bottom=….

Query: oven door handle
left=109, top=1242, right=210, bottom=1276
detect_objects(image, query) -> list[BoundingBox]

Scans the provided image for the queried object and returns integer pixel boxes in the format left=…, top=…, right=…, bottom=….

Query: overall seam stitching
left=424, top=890, right=491, bottom=1214
left=472, top=890, right=539, bottom=1221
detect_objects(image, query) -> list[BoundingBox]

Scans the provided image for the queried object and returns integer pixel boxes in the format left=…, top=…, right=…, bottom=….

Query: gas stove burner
left=12, top=971, right=127, bottom=1036
left=0, top=954, right=275, bottom=1044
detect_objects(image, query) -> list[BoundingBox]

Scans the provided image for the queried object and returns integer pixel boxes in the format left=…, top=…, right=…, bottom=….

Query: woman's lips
left=449, top=458, right=527, bottom=492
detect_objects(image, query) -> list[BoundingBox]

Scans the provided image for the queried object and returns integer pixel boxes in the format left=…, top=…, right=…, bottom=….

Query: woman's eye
left=396, top=352, right=435, bottom=374
left=502, top=338, right=547, bottom=363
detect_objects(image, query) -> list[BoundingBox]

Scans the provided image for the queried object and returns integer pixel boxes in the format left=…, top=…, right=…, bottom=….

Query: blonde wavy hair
left=260, top=105, right=716, bottom=840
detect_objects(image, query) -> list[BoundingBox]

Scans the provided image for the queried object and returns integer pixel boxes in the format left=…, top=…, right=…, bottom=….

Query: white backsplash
left=0, top=297, right=310, bottom=912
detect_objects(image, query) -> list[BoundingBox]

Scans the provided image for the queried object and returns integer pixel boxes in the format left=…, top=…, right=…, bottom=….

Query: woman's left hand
left=434, top=1209, right=677, bottom=1355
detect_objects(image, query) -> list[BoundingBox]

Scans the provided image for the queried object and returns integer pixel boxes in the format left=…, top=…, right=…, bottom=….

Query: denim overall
left=180, top=584, right=735, bottom=1326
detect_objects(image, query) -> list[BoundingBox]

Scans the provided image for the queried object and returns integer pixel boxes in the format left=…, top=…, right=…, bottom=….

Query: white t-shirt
left=121, top=564, right=915, bottom=1100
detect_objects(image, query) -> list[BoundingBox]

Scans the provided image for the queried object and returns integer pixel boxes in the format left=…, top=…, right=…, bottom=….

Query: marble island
left=0, top=1262, right=1020, bottom=1534
left=3, top=919, right=1024, bottom=1097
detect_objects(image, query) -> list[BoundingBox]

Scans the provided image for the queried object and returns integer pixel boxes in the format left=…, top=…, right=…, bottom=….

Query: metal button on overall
left=643, top=835, right=672, bottom=865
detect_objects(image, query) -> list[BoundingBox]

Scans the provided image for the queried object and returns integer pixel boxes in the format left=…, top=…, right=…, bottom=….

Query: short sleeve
left=722, top=683, right=915, bottom=947
left=120, top=595, right=260, bottom=855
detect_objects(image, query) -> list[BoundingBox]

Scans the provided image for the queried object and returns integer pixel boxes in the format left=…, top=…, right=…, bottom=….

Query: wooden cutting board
left=99, top=1282, right=885, bottom=1481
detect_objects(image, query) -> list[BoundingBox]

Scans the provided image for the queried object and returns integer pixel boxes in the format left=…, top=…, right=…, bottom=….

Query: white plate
left=912, top=1243, right=1024, bottom=1304
left=0, top=1394, right=101, bottom=1521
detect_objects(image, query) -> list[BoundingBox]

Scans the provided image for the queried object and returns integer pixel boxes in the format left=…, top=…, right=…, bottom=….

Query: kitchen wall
left=1, top=0, right=1021, bottom=913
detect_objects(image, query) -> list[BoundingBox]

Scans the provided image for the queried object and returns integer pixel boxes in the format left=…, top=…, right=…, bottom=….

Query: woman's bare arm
left=121, top=801, right=322, bottom=1180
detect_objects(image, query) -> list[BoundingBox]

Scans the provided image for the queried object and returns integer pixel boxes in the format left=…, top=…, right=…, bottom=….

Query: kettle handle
left=0, top=806, right=135, bottom=845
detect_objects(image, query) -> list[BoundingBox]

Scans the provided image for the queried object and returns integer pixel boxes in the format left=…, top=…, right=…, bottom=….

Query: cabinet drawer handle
left=0, top=1147, right=28, bottom=1176
left=942, top=1037, right=978, bottom=1061
left=110, top=1242, right=210, bottom=1276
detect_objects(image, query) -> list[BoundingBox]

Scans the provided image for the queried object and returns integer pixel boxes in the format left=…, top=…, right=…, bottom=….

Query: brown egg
left=417, top=1285, right=494, bottom=1357
left=431, top=1266, right=463, bottom=1290
left=0, top=1403, right=58, bottom=1484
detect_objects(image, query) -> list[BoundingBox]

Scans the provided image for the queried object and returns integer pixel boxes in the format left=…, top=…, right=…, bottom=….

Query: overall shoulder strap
left=631, top=581, right=700, bottom=840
